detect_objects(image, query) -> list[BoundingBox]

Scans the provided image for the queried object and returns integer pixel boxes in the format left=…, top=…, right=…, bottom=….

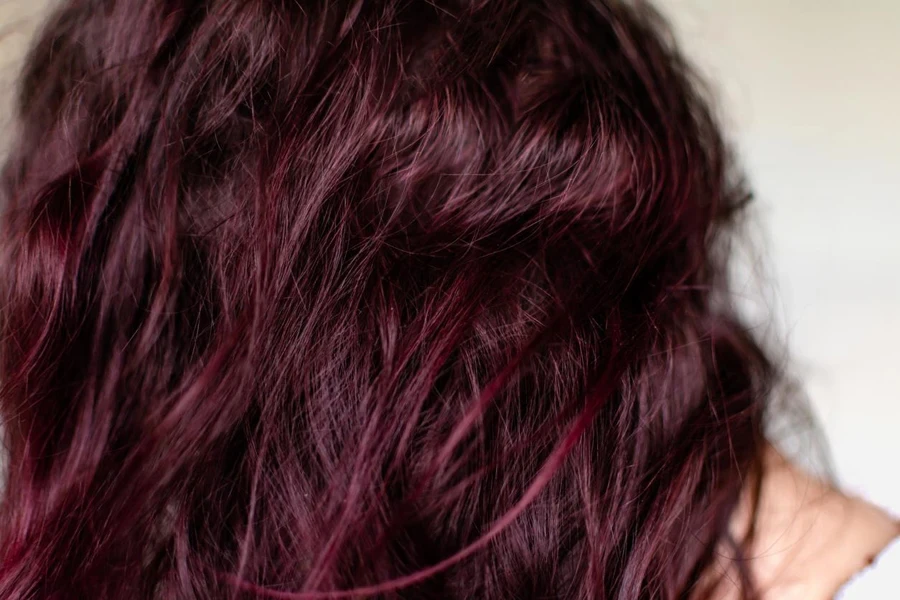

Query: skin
left=710, top=446, right=900, bottom=599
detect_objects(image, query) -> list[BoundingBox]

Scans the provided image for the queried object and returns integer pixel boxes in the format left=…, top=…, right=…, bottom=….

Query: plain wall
left=656, top=0, right=900, bottom=515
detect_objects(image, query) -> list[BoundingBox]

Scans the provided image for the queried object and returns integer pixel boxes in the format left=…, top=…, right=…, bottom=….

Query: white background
left=656, top=0, right=900, bottom=517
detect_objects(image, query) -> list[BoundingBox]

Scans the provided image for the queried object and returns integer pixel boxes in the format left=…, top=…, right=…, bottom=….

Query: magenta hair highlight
left=1, top=1, right=774, bottom=598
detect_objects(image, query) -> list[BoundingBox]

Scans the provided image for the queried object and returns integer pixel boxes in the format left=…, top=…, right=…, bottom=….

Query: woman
left=0, top=0, right=896, bottom=598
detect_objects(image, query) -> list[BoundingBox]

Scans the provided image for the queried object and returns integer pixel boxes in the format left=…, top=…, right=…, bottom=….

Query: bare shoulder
left=707, top=446, right=900, bottom=600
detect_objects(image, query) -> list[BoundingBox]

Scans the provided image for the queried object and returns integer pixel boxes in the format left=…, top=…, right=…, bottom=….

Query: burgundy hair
left=0, top=1, right=775, bottom=598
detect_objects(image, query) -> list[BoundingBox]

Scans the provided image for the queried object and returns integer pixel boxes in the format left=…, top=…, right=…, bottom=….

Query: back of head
left=0, top=1, right=773, bottom=598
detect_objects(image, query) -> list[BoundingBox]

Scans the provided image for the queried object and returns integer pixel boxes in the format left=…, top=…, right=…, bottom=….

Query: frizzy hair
left=0, top=0, right=775, bottom=598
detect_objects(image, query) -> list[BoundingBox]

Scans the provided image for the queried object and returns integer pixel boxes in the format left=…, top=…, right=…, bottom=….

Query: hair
left=0, top=0, right=777, bottom=598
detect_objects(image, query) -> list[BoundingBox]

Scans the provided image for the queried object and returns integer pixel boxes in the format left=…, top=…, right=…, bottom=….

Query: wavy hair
left=1, top=1, right=774, bottom=598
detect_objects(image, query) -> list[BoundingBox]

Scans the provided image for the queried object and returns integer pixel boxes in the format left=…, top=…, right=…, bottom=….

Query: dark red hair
left=1, top=0, right=774, bottom=597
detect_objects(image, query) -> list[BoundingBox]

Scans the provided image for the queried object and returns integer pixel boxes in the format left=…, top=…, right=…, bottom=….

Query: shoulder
left=708, top=445, right=900, bottom=600
left=839, top=536, right=900, bottom=599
